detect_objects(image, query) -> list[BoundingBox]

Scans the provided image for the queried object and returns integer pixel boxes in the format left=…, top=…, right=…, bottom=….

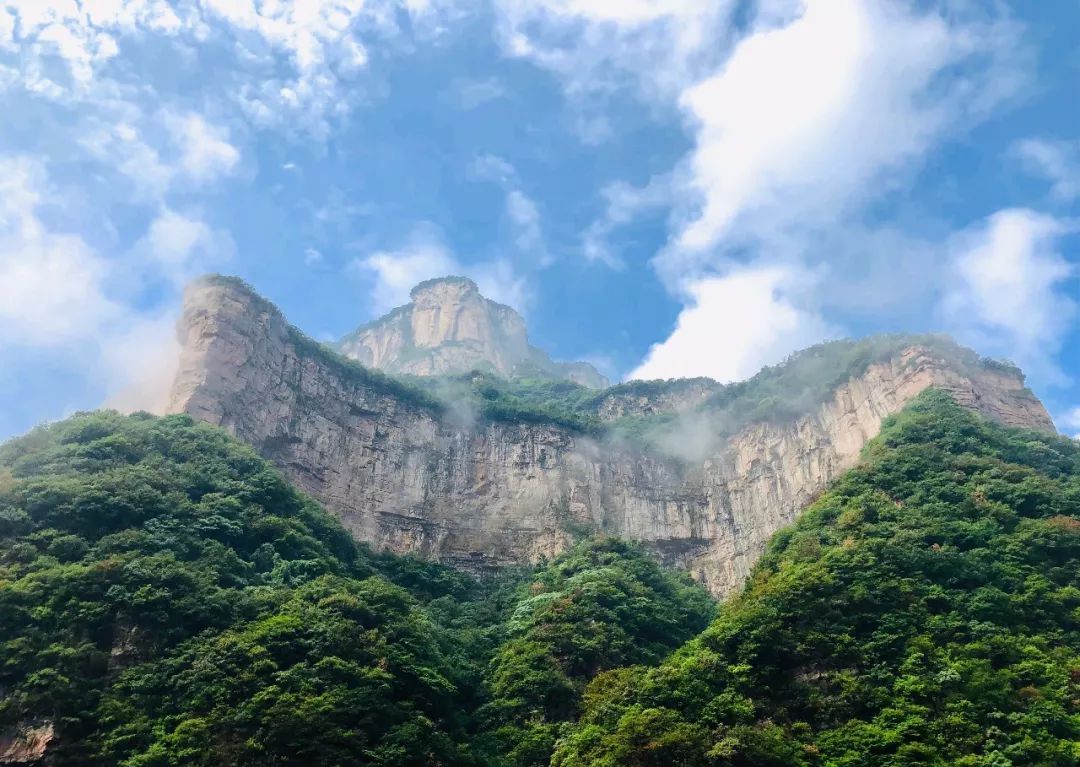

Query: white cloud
left=166, top=112, right=240, bottom=184
left=630, top=266, right=836, bottom=382
left=539, top=0, right=1033, bottom=380
left=2, top=0, right=184, bottom=95
left=492, top=0, right=734, bottom=101
left=470, top=154, right=549, bottom=262
left=505, top=189, right=546, bottom=262
left=583, top=176, right=673, bottom=268
left=348, top=227, right=529, bottom=315
left=1, top=0, right=448, bottom=137
left=0, top=156, right=119, bottom=346
left=0, top=155, right=228, bottom=414
left=138, top=207, right=231, bottom=283
left=668, top=0, right=1014, bottom=268
left=80, top=110, right=240, bottom=201
left=350, top=233, right=462, bottom=313
left=1012, top=138, right=1080, bottom=203
left=942, top=208, right=1075, bottom=383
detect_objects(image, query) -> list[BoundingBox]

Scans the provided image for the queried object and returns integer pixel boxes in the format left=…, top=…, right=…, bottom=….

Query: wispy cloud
left=470, top=153, right=550, bottom=263
left=0, top=155, right=229, bottom=412
left=503, top=0, right=1035, bottom=382
left=1012, top=138, right=1080, bottom=203
left=941, top=209, right=1076, bottom=384
left=444, top=76, right=506, bottom=109
left=347, top=225, right=529, bottom=316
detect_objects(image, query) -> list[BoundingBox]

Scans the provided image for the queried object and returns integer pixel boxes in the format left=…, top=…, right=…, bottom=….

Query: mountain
left=553, top=391, right=1080, bottom=766
left=0, top=411, right=713, bottom=765
left=1, top=393, right=1075, bottom=766
left=166, top=276, right=1054, bottom=597
left=336, top=276, right=608, bottom=388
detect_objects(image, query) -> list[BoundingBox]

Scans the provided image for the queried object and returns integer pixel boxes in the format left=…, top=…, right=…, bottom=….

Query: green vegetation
left=0, top=411, right=478, bottom=765
left=0, top=411, right=712, bottom=766
left=478, top=540, right=714, bottom=767
left=554, top=390, right=1080, bottom=766
left=5, top=390, right=1074, bottom=766
left=407, top=335, right=1026, bottom=450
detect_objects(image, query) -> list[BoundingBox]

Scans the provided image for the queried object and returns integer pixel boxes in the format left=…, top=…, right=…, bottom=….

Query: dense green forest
left=0, top=412, right=710, bottom=766
left=1, top=391, right=1077, bottom=765
left=554, top=390, right=1080, bottom=766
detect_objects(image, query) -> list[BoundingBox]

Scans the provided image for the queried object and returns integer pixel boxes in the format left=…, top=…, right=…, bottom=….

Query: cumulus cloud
left=167, top=112, right=240, bottom=184
left=941, top=208, right=1075, bottom=383
left=0, top=156, right=119, bottom=346
left=138, top=208, right=233, bottom=283
left=630, top=267, right=837, bottom=382
left=350, top=234, right=461, bottom=313
left=657, top=0, right=1025, bottom=281
left=536, top=0, right=1033, bottom=381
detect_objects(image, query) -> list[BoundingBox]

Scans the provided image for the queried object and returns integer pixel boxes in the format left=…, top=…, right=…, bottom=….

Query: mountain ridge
left=165, top=275, right=1054, bottom=595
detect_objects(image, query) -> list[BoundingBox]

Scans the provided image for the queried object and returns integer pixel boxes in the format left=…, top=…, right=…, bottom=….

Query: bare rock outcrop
left=0, top=721, right=53, bottom=765
left=337, top=276, right=608, bottom=388
left=167, top=277, right=1055, bottom=596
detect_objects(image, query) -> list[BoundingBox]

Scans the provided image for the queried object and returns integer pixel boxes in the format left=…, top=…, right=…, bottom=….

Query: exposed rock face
left=593, top=379, right=721, bottom=422
left=337, top=276, right=608, bottom=388
left=0, top=721, right=53, bottom=765
left=168, top=278, right=1055, bottom=597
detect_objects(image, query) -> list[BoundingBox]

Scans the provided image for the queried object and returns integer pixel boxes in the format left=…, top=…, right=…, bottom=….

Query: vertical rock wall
left=168, top=278, right=1055, bottom=596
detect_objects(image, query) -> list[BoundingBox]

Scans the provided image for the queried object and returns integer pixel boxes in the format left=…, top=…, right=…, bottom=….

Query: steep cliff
left=336, top=276, right=608, bottom=388
left=167, top=276, right=1055, bottom=596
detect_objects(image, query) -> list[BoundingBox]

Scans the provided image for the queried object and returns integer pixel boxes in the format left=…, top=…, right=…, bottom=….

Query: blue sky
left=0, top=0, right=1078, bottom=440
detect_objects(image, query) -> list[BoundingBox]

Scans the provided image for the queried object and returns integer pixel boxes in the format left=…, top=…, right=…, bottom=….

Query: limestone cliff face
left=337, top=277, right=608, bottom=388
left=168, top=278, right=1055, bottom=597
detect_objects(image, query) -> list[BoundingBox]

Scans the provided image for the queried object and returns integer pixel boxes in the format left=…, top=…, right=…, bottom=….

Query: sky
left=0, top=0, right=1078, bottom=440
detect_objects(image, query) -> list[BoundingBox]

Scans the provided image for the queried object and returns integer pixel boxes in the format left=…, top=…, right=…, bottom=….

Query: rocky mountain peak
left=337, top=275, right=608, bottom=388
left=409, top=275, right=479, bottom=301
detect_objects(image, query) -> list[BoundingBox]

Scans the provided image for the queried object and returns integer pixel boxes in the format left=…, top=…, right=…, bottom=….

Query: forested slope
left=553, top=390, right=1080, bottom=766
left=2, top=391, right=1076, bottom=766
left=0, top=412, right=711, bottom=766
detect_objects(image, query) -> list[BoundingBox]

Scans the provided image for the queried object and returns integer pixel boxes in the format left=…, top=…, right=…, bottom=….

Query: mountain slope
left=0, top=412, right=480, bottom=766
left=553, top=390, right=1080, bottom=767
left=166, top=276, right=1054, bottom=596
left=0, top=412, right=714, bottom=767
left=337, top=276, right=608, bottom=388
